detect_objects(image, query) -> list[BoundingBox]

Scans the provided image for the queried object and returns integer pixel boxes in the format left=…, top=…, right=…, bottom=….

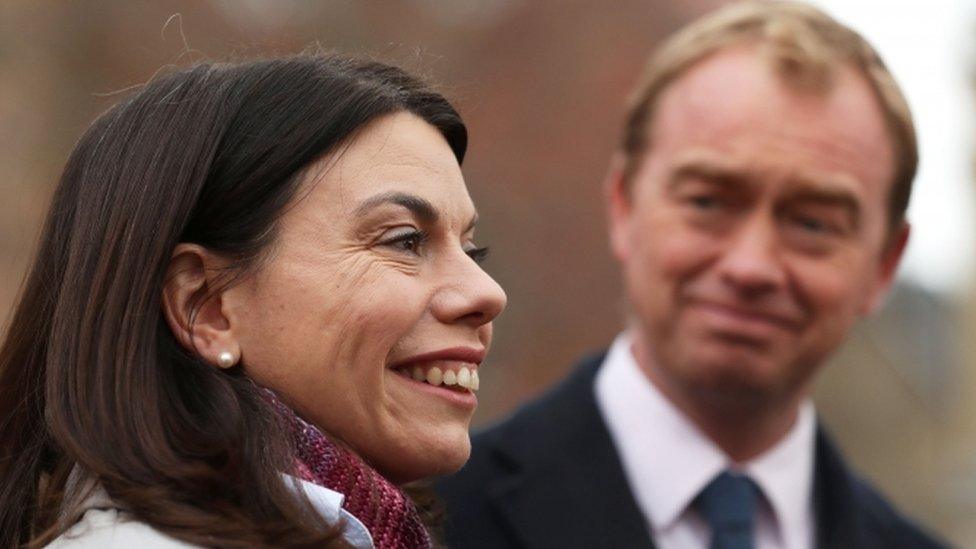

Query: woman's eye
left=398, top=234, right=422, bottom=252
left=381, top=229, right=427, bottom=254
left=465, top=245, right=490, bottom=264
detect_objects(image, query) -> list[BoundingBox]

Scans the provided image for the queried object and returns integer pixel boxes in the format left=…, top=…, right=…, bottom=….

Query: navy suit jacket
left=436, top=353, right=946, bottom=549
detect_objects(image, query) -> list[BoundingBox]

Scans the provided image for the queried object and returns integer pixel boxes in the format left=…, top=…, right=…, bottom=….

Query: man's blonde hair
left=622, top=0, right=917, bottom=228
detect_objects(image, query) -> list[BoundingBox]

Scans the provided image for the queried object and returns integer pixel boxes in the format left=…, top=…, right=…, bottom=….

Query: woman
left=0, top=54, right=506, bottom=548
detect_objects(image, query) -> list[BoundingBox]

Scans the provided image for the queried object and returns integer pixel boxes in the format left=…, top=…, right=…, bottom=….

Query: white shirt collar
left=595, top=331, right=815, bottom=548
left=291, top=475, right=346, bottom=511
left=285, top=476, right=375, bottom=548
left=742, top=403, right=816, bottom=547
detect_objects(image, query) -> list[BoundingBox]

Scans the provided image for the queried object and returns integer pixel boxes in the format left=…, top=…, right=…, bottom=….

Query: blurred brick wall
left=0, top=0, right=717, bottom=412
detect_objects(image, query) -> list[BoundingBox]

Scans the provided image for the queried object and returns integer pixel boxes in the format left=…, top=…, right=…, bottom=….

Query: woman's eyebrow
left=464, top=213, right=479, bottom=234
left=355, top=191, right=439, bottom=223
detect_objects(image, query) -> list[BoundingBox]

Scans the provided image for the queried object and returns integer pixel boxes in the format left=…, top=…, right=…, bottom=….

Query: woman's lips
left=394, top=362, right=480, bottom=391
left=394, top=347, right=486, bottom=365
left=389, top=347, right=486, bottom=393
left=390, top=368, right=479, bottom=409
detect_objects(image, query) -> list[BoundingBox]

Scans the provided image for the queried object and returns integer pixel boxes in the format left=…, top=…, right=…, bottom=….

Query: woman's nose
left=431, top=254, right=507, bottom=327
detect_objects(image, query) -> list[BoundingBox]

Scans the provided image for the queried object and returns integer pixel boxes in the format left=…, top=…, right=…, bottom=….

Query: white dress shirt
left=595, top=331, right=815, bottom=549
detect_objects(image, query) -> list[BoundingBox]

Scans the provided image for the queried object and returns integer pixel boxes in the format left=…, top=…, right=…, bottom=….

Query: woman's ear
left=161, top=243, right=240, bottom=369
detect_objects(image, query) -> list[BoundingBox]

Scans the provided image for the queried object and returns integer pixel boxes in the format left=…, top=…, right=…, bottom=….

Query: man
left=437, top=2, right=946, bottom=548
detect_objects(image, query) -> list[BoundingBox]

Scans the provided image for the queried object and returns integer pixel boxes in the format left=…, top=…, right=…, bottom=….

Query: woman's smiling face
left=226, top=111, right=507, bottom=483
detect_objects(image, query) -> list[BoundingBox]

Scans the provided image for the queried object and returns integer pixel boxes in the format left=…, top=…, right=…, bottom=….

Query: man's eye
left=789, top=211, right=849, bottom=237
left=689, top=195, right=721, bottom=209
left=795, top=216, right=828, bottom=233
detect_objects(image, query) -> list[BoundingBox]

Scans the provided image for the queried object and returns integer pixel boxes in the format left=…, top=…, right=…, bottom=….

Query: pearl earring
left=217, top=351, right=237, bottom=369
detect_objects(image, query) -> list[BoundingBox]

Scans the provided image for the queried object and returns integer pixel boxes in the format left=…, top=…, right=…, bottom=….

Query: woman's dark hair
left=0, top=53, right=466, bottom=548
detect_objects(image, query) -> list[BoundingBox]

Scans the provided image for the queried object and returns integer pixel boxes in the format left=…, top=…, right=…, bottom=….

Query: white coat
left=46, top=476, right=374, bottom=548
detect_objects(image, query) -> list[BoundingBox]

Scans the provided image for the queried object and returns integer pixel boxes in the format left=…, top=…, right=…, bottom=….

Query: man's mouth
left=690, top=299, right=802, bottom=332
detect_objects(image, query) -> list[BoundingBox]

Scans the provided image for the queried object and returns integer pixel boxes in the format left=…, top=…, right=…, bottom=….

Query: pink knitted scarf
left=265, top=391, right=432, bottom=549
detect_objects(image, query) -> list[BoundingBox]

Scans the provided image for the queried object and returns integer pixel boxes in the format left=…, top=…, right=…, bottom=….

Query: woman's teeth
left=408, top=365, right=480, bottom=391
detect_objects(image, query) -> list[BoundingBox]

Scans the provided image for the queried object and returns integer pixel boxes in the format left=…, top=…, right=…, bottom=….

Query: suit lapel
left=813, top=425, right=867, bottom=548
left=470, top=356, right=898, bottom=548
left=469, top=358, right=922, bottom=549
left=482, top=354, right=655, bottom=549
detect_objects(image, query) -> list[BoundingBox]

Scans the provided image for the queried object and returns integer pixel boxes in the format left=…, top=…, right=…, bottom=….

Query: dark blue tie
left=694, top=471, right=758, bottom=549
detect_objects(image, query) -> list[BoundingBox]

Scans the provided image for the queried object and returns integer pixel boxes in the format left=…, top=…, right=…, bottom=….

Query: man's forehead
left=652, top=47, right=831, bottom=131
left=645, top=46, right=895, bottom=190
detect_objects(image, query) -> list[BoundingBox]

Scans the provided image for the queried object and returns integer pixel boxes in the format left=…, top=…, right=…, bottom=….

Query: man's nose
left=717, top=217, right=787, bottom=298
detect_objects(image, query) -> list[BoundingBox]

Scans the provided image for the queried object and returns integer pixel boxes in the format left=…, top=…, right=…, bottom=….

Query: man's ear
left=161, top=243, right=240, bottom=369
left=862, top=221, right=910, bottom=315
left=605, top=152, right=633, bottom=263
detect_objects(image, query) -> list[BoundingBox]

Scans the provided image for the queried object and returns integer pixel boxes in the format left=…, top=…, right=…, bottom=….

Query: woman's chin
left=373, top=432, right=472, bottom=485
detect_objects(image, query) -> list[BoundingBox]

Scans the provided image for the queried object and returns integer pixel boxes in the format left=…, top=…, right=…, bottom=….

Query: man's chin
left=677, top=351, right=791, bottom=400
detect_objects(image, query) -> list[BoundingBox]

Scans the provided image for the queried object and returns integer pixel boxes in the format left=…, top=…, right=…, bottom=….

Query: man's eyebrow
left=355, top=191, right=439, bottom=223
left=787, top=179, right=863, bottom=223
left=667, top=154, right=753, bottom=190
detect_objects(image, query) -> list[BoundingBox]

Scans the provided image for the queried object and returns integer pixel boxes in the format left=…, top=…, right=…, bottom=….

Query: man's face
left=609, top=46, right=907, bottom=407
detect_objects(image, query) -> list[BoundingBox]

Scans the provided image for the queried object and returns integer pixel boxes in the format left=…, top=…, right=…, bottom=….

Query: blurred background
left=1, top=0, right=973, bottom=544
